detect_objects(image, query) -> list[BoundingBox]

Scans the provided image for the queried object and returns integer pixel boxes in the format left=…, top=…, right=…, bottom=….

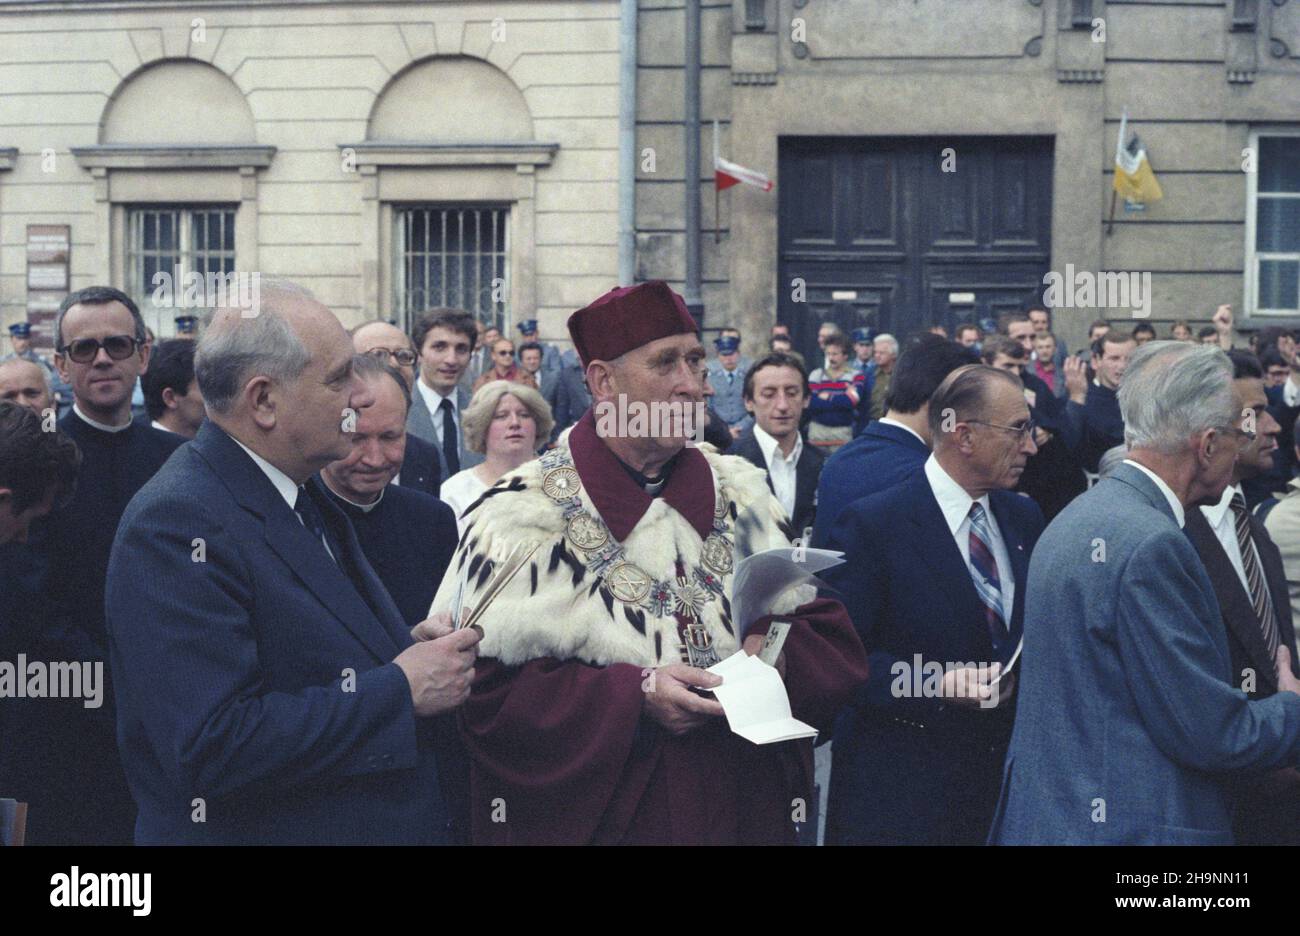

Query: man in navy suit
left=106, top=284, right=480, bottom=845
left=729, top=352, right=823, bottom=537
left=812, top=335, right=976, bottom=546
left=822, top=364, right=1044, bottom=844
left=406, top=308, right=484, bottom=481
left=991, top=342, right=1300, bottom=844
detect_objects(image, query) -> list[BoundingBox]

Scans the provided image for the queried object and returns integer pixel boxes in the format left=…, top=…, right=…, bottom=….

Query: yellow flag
left=1114, top=111, right=1163, bottom=203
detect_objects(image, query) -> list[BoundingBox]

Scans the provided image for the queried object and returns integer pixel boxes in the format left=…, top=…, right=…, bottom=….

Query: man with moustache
left=822, top=365, right=1044, bottom=844
left=7, top=287, right=184, bottom=845
left=428, top=280, right=868, bottom=844
left=1183, top=351, right=1300, bottom=844
left=351, top=319, right=441, bottom=497
left=106, top=283, right=478, bottom=844
left=990, top=342, right=1300, bottom=844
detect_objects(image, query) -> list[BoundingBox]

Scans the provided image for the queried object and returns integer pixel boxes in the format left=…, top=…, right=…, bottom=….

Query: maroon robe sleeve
left=746, top=596, right=870, bottom=732
left=460, top=656, right=651, bottom=845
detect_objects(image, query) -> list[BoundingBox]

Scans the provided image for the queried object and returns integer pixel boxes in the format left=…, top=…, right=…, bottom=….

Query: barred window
left=394, top=206, right=509, bottom=330
left=127, top=206, right=236, bottom=335
left=1249, top=134, right=1300, bottom=316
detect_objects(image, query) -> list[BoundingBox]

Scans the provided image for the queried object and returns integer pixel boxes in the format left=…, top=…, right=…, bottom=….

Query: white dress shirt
left=752, top=423, right=801, bottom=521
left=231, top=437, right=299, bottom=510
left=923, top=454, right=1015, bottom=614
left=416, top=376, right=458, bottom=449
left=1122, top=458, right=1185, bottom=528
left=1285, top=376, right=1300, bottom=408
left=1200, top=483, right=1251, bottom=596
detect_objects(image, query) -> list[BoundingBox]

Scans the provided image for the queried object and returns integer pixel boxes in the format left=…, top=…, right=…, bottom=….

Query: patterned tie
left=439, top=397, right=461, bottom=475
left=967, top=502, right=1008, bottom=649
left=1230, top=493, right=1281, bottom=661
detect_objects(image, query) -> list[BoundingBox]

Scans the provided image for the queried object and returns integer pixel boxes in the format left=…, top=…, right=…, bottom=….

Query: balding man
left=350, top=319, right=440, bottom=497
left=991, top=342, right=1300, bottom=844
left=0, top=356, right=52, bottom=416
left=822, top=365, right=1044, bottom=844
left=106, top=283, right=479, bottom=844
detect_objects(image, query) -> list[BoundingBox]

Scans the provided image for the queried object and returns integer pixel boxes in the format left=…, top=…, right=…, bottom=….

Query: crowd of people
left=0, top=279, right=1297, bottom=846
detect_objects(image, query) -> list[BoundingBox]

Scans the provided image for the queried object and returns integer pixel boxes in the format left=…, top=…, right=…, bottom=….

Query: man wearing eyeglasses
left=822, top=364, right=1044, bottom=845
left=350, top=319, right=441, bottom=497
left=1184, top=350, right=1300, bottom=844
left=10, top=285, right=184, bottom=845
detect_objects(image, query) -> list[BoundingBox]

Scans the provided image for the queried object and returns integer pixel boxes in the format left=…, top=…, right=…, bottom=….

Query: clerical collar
left=72, top=403, right=133, bottom=433
left=616, top=452, right=680, bottom=496
left=324, top=481, right=386, bottom=514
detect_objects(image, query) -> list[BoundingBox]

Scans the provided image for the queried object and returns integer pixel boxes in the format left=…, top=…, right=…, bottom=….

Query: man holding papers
left=822, top=364, right=1044, bottom=845
left=427, top=281, right=868, bottom=844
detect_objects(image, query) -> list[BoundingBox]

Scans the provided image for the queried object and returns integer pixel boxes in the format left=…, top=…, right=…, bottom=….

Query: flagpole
left=713, top=120, right=721, bottom=244
left=1108, top=107, right=1126, bottom=237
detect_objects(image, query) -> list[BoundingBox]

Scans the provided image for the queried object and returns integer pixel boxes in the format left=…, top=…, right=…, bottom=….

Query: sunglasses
left=58, top=335, right=143, bottom=364
left=365, top=347, right=418, bottom=367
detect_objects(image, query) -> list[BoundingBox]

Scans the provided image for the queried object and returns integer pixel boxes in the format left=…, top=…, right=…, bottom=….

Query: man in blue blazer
left=406, top=309, right=485, bottom=481
left=822, top=364, right=1044, bottom=844
left=106, top=286, right=481, bottom=845
left=990, top=342, right=1300, bottom=845
left=812, top=335, right=976, bottom=546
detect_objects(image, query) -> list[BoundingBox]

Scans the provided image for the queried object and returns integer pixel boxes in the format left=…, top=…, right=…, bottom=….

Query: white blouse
left=440, top=468, right=491, bottom=533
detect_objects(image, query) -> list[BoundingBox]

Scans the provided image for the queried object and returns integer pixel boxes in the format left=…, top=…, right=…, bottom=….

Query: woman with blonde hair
left=439, top=379, right=554, bottom=531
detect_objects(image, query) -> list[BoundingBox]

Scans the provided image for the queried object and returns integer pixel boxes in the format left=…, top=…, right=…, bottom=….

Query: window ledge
left=71, top=145, right=276, bottom=171
left=0, top=148, right=16, bottom=171
left=341, top=141, right=559, bottom=168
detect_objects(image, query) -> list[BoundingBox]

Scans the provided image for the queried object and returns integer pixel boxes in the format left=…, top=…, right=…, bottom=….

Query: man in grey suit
left=990, top=341, right=1300, bottom=845
left=407, top=308, right=484, bottom=482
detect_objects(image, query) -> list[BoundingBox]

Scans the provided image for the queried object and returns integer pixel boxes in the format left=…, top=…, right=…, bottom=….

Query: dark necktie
left=967, top=502, right=1008, bottom=650
left=439, top=398, right=461, bottom=475
left=294, top=485, right=337, bottom=565
left=1230, top=493, right=1281, bottom=660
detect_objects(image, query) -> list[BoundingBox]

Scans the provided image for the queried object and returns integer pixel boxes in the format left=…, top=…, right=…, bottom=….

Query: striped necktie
left=968, top=502, right=1008, bottom=648
left=1230, top=493, right=1281, bottom=660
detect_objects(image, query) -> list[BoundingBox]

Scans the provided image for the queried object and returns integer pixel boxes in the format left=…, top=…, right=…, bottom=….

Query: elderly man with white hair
left=105, top=282, right=481, bottom=844
left=869, top=333, right=898, bottom=420
left=990, top=341, right=1300, bottom=844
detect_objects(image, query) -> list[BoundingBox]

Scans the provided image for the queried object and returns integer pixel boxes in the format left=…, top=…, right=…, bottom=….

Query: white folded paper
left=707, top=651, right=818, bottom=745
left=730, top=546, right=845, bottom=636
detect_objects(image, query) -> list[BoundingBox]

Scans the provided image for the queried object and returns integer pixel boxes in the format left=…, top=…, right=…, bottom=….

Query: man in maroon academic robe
left=428, top=281, right=868, bottom=844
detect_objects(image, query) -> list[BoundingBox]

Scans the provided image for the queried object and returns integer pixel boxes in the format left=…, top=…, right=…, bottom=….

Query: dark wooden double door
left=778, top=136, right=1053, bottom=359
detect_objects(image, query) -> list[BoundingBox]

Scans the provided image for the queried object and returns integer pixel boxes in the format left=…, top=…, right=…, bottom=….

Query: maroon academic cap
left=567, top=281, right=699, bottom=368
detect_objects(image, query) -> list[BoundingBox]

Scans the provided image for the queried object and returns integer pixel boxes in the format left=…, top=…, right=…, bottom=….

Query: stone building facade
left=1, top=0, right=1298, bottom=360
